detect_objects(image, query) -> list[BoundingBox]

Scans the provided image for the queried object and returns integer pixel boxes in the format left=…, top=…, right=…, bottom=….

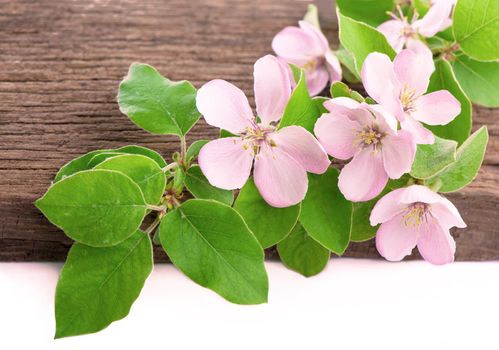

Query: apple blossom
left=196, top=54, right=330, bottom=208
left=314, top=97, right=416, bottom=202
left=272, top=20, right=341, bottom=96
left=361, top=49, right=460, bottom=144
left=371, top=185, right=466, bottom=265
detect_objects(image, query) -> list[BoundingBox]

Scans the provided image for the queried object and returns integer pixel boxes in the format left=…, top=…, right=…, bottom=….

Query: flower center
left=303, top=56, right=325, bottom=73
left=355, top=125, right=384, bottom=151
left=399, top=85, right=417, bottom=113
left=402, top=202, right=432, bottom=227
left=241, top=124, right=276, bottom=155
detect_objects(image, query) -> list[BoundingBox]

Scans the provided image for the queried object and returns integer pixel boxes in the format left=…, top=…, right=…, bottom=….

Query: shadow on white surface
left=1, top=259, right=498, bottom=349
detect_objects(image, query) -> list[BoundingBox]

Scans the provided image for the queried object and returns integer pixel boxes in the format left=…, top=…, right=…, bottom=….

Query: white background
left=1, top=259, right=498, bottom=349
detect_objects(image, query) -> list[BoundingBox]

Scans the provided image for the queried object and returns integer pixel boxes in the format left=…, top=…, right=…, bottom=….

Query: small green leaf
left=87, top=152, right=124, bottom=168
left=277, top=222, right=330, bottom=277
left=160, top=199, right=268, bottom=305
left=350, top=199, right=380, bottom=242
left=451, top=54, right=499, bottom=107
left=186, top=140, right=209, bottom=160
left=426, top=59, right=472, bottom=145
left=116, top=145, right=167, bottom=168
left=220, top=129, right=237, bottom=138
left=410, top=136, right=457, bottom=179
left=299, top=168, right=352, bottom=255
left=95, top=154, right=166, bottom=206
left=280, top=69, right=321, bottom=132
left=429, top=126, right=488, bottom=192
left=338, top=12, right=396, bottom=74
left=335, top=47, right=361, bottom=82
left=330, top=81, right=364, bottom=102
left=55, top=231, right=152, bottom=338
left=336, top=0, right=395, bottom=26
left=54, top=149, right=110, bottom=182
left=453, top=0, right=499, bottom=61
left=233, top=178, right=300, bottom=248
left=185, top=165, right=234, bottom=205
left=313, top=97, right=329, bottom=114
left=35, top=170, right=147, bottom=247
left=413, top=0, right=431, bottom=16
left=118, top=63, right=200, bottom=136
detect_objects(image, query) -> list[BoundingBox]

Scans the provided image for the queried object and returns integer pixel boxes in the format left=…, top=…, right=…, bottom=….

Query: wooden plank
left=0, top=0, right=497, bottom=261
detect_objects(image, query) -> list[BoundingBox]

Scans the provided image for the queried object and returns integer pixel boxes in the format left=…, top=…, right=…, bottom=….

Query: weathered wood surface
left=0, top=0, right=497, bottom=261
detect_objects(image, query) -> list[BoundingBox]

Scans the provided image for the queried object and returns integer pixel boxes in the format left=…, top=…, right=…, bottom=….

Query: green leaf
left=159, top=199, right=268, bottom=304
left=277, top=222, right=330, bottom=277
left=330, top=81, right=364, bottom=102
left=280, top=69, right=321, bottom=132
left=453, top=0, right=499, bottom=61
left=410, top=136, right=457, bottom=179
left=220, top=129, right=237, bottom=138
left=336, top=0, right=394, bottom=26
left=233, top=178, right=300, bottom=248
left=35, top=170, right=147, bottom=247
left=429, top=126, right=489, bottom=192
left=303, top=4, right=321, bottom=29
left=116, top=145, right=167, bottom=168
left=425, top=59, right=472, bottom=145
left=413, top=0, right=431, bottom=16
left=350, top=198, right=380, bottom=242
left=338, top=13, right=396, bottom=74
left=118, top=63, right=200, bottom=136
left=299, top=168, right=352, bottom=255
left=185, top=165, right=234, bottom=205
left=55, top=231, right=152, bottom=338
left=313, top=97, right=329, bottom=114
left=87, top=152, right=124, bottom=168
left=451, top=54, right=499, bottom=107
left=95, top=154, right=166, bottom=206
left=186, top=140, right=209, bottom=160
left=335, top=47, right=361, bottom=82
left=54, top=149, right=110, bottom=183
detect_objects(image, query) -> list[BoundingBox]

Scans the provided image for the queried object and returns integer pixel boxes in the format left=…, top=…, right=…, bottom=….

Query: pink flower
left=314, top=97, right=416, bottom=202
left=272, top=20, right=342, bottom=96
left=371, top=185, right=466, bottom=265
left=378, top=1, right=455, bottom=55
left=196, top=55, right=330, bottom=208
left=362, top=49, right=460, bottom=144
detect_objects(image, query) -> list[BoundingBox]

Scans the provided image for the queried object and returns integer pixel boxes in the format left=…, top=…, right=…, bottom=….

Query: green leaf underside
left=453, top=0, right=499, bottom=61
left=233, top=178, right=300, bottom=249
left=338, top=12, right=396, bottom=74
left=95, top=154, right=166, bottom=206
left=330, top=81, right=364, bottom=102
left=277, top=222, right=330, bottom=277
left=451, top=55, right=499, bottom=107
left=426, top=59, right=472, bottom=145
left=186, top=140, right=209, bottom=160
left=429, top=126, right=488, bottom=192
left=118, top=63, right=200, bottom=136
left=299, top=168, right=352, bottom=255
left=279, top=69, right=321, bottom=132
left=410, top=136, right=457, bottom=179
left=185, top=165, right=234, bottom=205
left=55, top=231, right=153, bottom=339
left=36, top=170, right=147, bottom=247
left=336, top=0, right=394, bottom=27
left=335, top=47, right=361, bottom=81
left=159, top=199, right=268, bottom=304
left=54, top=145, right=167, bottom=182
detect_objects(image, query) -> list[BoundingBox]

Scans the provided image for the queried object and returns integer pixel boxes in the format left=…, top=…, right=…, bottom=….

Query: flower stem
left=180, top=135, right=187, bottom=162
left=162, top=162, right=178, bottom=173
left=147, top=204, right=167, bottom=211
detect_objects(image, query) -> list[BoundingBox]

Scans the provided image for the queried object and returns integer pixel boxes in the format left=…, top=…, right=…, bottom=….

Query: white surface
left=1, top=259, right=498, bottom=349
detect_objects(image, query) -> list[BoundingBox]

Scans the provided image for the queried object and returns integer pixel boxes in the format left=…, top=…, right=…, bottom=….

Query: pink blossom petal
left=361, top=52, right=404, bottom=118
left=378, top=19, right=406, bottom=52
left=413, top=0, right=454, bottom=37
left=367, top=104, right=398, bottom=132
left=370, top=188, right=407, bottom=225
left=413, top=90, right=461, bottom=125
left=298, top=20, right=329, bottom=53
left=406, top=38, right=434, bottom=62
left=272, top=126, right=330, bottom=174
left=382, top=130, right=416, bottom=179
left=253, top=143, right=308, bottom=208
left=254, top=55, right=292, bottom=125
left=272, top=26, right=322, bottom=64
left=375, top=216, right=419, bottom=262
left=398, top=185, right=443, bottom=204
left=325, top=50, right=342, bottom=83
left=323, top=97, right=361, bottom=114
left=338, top=148, right=388, bottom=202
left=314, top=113, right=360, bottom=160
left=306, top=65, right=330, bottom=96
left=417, top=222, right=455, bottom=265
left=198, top=137, right=253, bottom=190
left=196, top=79, right=254, bottom=134
left=400, top=116, right=435, bottom=144
left=394, top=49, right=435, bottom=96
left=430, top=198, right=466, bottom=229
